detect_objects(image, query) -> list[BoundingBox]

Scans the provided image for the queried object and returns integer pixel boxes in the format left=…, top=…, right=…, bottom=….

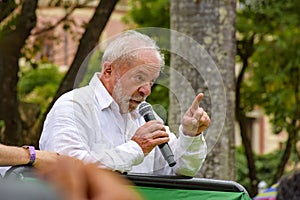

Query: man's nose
left=138, top=83, right=152, bottom=96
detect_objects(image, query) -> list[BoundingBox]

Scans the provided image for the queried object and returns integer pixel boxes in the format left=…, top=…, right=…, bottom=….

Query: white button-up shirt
left=39, top=73, right=207, bottom=176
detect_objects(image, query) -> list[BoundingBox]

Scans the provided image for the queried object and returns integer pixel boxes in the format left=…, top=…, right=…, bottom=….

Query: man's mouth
left=130, top=99, right=141, bottom=104
left=129, top=98, right=144, bottom=105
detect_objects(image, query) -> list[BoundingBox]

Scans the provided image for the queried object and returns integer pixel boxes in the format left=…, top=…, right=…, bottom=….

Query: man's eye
left=149, top=81, right=154, bottom=87
left=135, top=75, right=145, bottom=82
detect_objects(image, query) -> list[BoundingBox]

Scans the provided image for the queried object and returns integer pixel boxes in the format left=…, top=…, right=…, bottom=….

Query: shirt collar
left=129, top=109, right=140, bottom=120
left=89, top=72, right=115, bottom=111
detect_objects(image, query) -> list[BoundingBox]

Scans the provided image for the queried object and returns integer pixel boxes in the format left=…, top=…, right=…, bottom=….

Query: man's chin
left=119, top=100, right=141, bottom=113
left=128, top=100, right=142, bottom=111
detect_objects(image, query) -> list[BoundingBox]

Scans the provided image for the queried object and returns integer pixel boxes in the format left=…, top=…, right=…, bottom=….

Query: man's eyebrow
left=135, top=70, right=148, bottom=75
left=134, top=70, right=159, bottom=82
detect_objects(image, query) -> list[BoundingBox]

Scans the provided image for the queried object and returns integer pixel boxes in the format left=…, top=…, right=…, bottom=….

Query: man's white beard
left=113, top=80, right=131, bottom=113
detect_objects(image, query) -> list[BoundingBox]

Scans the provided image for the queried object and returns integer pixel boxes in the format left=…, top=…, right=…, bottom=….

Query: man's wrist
left=179, top=125, right=202, bottom=138
left=181, top=127, right=202, bottom=137
left=22, top=145, right=36, bottom=166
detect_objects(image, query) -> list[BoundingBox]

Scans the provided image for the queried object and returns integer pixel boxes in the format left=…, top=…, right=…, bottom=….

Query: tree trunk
left=35, top=0, right=119, bottom=146
left=237, top=109, right=258, bottom=196
left=0, top=0, right=38, bottom=145
left=170, top=0, right=236, bottom=179
left=272, top=119, right=297, bottom=184
left=236, top=38, right=258, bottom=196
left=236, top=55, right=258, bottom=196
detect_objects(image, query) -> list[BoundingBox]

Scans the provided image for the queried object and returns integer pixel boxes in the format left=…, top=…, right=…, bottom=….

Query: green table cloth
left=135, top=186, right=252, bottom=200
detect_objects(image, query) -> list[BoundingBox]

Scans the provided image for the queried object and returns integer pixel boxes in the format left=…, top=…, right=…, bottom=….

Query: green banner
left=135, top=186, right=252, bottom=200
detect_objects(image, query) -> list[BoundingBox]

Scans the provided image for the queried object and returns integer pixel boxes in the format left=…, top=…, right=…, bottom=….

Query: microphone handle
left=158, top=143, right=176, bottom=167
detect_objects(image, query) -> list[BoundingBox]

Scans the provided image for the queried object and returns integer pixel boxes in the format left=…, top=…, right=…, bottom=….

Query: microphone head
left=138, top=102, right=153, bottom=117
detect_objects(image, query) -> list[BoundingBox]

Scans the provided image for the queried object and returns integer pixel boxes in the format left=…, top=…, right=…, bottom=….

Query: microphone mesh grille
left=138, top=102, right=152, bottom=117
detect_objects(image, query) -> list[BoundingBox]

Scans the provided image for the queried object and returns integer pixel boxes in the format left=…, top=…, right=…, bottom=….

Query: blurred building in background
left=234, top=109, right=287, bottom=155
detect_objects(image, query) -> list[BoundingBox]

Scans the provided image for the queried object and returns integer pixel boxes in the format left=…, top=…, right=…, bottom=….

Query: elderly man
left=39, top=30, right=210, bottom=176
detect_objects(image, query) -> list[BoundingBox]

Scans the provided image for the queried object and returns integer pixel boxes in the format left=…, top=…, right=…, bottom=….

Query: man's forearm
left=0, top=144, right=31, bottom=166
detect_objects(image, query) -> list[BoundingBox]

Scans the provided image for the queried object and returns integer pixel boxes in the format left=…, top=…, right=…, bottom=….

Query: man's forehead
left=129, top=64, right=161, bottom=74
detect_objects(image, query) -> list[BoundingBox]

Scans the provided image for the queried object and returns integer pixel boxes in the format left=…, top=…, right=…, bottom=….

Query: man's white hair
left=102, top=30, right=165, bottom=68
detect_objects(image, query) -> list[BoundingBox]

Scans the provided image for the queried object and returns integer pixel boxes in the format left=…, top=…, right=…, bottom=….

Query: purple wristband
left=22, top=145, right=36, bottom=166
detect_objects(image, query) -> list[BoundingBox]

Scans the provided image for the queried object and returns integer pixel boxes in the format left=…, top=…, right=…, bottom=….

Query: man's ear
left=102, top=61, right=113, bottom=78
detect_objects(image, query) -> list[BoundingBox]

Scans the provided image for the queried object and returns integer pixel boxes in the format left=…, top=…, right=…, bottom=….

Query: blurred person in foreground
left=39, top=30, right=210, bottom=176
left=40, top=156, right=142, bottom=200
left=0, top=148, right=142, bottom=200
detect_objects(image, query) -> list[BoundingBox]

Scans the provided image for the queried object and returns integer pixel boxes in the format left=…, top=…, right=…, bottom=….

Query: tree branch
left=32, top=4, right=86, bottom=36
left=0, top=0, right=17, bottom=22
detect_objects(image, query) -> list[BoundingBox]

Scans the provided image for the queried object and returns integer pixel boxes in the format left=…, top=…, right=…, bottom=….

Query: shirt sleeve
left=39, top=92, right=144, bottom=173
left=89, top=140, right=144, bottom=173
left=173, top=125, right=207, bottom=176
left=152, top=125, right=207, bottom=177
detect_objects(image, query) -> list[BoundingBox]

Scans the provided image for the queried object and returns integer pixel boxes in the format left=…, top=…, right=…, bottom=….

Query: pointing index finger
left=190, top=93, right=204, bottom=112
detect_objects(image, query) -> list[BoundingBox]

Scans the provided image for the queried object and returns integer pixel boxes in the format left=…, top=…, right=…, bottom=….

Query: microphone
left=138, top=102, right=176, bottom=167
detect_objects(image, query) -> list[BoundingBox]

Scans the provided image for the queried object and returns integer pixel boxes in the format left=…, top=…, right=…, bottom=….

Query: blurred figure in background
left=276, top=170, right=300, bottom=200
